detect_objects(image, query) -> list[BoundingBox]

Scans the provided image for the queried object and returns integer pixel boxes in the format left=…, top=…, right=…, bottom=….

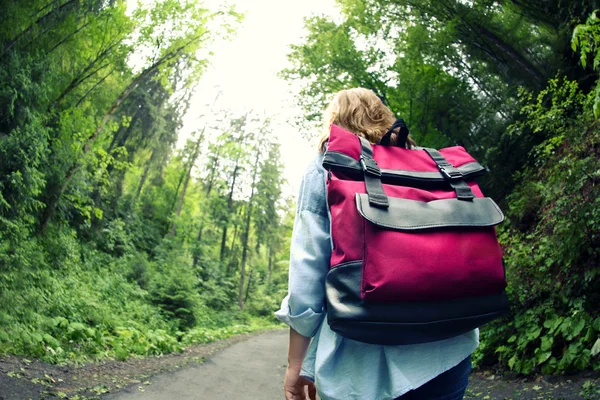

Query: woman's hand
left=284, top=364, right=317, bottom=400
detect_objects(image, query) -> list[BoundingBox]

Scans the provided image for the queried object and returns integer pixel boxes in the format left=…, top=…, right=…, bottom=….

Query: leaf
left=571, top=318, right=586, bottom=338
left=43, top=334, right=60, bottom=348
left=508, top=355, right=517, bottom=370
left=594, top=91, right=600, bottom=119
left=571, top=26, right=581, bottom=51
left=574, top=349, right=591, bottom=370
left=592, top=338, right=600, bottom=357
left=527, top=326, right=542, bottom=341
left=541, top=336, right=553, bottom=351
left=544, top=314, right=558, bottom=330
left=536, top=348, right=552, bottom=365
left=560, top=317, right=573, bottom=336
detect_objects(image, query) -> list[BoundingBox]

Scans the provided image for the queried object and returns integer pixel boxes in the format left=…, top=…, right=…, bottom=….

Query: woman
left=275, top=88, right=477, bottom=400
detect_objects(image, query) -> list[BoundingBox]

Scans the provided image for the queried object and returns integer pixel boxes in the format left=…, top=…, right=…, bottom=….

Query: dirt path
left=1, top=328, right=599, bottom=400
left=102, top=329, right=288, bottom=400
left=102, top=329, right=599, bottom=400
left=0, top=330, right=286, bottom=400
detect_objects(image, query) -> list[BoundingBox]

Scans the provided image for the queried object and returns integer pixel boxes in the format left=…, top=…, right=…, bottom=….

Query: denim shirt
left=275, top=154, right=479, bottom=400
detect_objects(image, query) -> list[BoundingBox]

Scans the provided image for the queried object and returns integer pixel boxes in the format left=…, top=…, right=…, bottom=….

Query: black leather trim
left=328, top=313, right=506, bottom=345
left=323, top=151, right=486, bottom=187
left=355, top=194, right=504, bottom=230
left=325, top=261, right=509, bottom=345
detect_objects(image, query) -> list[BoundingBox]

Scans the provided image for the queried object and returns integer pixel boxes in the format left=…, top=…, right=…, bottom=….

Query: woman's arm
left=288, top=327, right=311, bottom=369
left=284, top=328, right=316, bottom=400
left=276, top=157, right=330, bottom=400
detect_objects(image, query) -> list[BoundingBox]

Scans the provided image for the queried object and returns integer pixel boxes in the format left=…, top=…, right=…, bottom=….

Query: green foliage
left=572, top=10, right=600, bottom=117
left=148, top=246, right=201, bottom=330
left=0, top=227, right=282, bottom=364
left=580, top=380, right=600, bottom=400
left=0, top=0, right=289, bottom=366
left=474, top=78, right=600, bottom=374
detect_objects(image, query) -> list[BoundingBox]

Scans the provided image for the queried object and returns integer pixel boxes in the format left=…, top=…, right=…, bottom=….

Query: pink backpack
left=323, top=123, right=509, bottom=345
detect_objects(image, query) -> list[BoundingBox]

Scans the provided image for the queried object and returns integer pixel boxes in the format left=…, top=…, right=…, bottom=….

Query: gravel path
left=103, top=329, right=288, bottom=400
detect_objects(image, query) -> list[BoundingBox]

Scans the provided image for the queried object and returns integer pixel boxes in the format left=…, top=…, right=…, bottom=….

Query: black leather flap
left=355, top=194, right=504, bottom=230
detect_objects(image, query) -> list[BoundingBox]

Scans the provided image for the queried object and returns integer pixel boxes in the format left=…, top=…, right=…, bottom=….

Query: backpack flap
left=355, top=191, right=507, bottom=303
left=355, top=194, right=504, bottom=231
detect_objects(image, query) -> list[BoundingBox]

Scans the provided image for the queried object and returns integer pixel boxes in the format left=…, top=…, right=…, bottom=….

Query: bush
left=474, top=78, right=600, bottom=374
left=148, top=247, right=201, bottom=331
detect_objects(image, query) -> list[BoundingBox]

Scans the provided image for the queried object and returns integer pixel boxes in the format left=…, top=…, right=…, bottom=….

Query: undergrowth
left=0, top=229, right=281, bottom=364
left=473, top=78, right=600, bottom=374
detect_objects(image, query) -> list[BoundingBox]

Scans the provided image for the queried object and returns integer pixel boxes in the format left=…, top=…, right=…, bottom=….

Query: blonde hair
left=318, top=88, right=415, bottom=153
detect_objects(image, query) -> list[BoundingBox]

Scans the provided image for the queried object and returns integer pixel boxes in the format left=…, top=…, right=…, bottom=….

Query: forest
left=0, top=0, right=599, bottom=381
left=0, top=0, right=291, bottom=364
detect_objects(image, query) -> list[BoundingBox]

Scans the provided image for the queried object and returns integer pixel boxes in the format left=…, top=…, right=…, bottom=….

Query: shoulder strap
left=359, top=137, right=389, bottom=208
left=379, top=118, right=409, bottom=148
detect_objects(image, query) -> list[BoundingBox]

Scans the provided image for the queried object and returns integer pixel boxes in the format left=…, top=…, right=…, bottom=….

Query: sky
left=180, top=0, right=339, bottom=195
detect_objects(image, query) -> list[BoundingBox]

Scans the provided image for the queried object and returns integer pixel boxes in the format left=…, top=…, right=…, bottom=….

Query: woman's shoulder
left=297, top=153, right=327, bottom=217
left=305, top=153, right=325, bottom=175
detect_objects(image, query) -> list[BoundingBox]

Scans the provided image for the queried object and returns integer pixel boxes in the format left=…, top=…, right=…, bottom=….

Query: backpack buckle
left=360, top=155, right=382, bottom=177
left=439, top=165, right=463, bottom=181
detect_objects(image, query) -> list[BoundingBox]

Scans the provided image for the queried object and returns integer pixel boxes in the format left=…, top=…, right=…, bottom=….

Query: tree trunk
left=2, top=0, right=80, bottom=56
left=47, top=20, right=91, bottom=54
left=238, top=150, right=260, bottom=310
left=267, top=246, right=273, bottom=286
left=170, top=128, right=205, bottom=237
left=49, top=58, right=109, bottom=108
left=73, top=68, right=115, bottom=108
left=204, top=150, right=220, bottom=197
left=52, top=44, right=116, bottom=108
left=225, top=215, right=241, bottom=276
left=133, top=148, right=156, bottom=205
left=219, top=225, right=229, bottom=262
left=192, top=150, right=221, bottom=267
left=219, top=162, right=240, bottom=261
left=473, top=23, right=545, bottom=88
left=244, top=268, right=253, bottom=304
left=169, top=165, right=188, bottom=221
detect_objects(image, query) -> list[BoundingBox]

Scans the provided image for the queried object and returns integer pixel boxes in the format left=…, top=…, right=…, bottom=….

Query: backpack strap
left=358, top=137, right=389, bottom=208
left=423, top=148, right=475, bottom=201
left=379, top=118, right=409, bottom=148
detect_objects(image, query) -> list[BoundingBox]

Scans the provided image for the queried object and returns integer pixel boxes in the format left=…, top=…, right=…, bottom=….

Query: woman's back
left=276, top=88, right=478, bottom=400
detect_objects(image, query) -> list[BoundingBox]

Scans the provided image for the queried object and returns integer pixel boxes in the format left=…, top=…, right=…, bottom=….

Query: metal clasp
left=359, top=155, right=382, bottom=177
left=438, top=165, right=463, bottom=181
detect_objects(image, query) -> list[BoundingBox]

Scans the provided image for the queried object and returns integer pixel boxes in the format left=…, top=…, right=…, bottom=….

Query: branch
left=73, top=68, right=115, bottom=108
left=2, top=0, right=79, bottom=57
left=47, top=20, right=92, bottom=54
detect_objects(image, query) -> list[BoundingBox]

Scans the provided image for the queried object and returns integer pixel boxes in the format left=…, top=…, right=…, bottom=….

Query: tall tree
left=237, top=147, right=260, bottom=310
left=170, top=128, right=205, bottom=237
